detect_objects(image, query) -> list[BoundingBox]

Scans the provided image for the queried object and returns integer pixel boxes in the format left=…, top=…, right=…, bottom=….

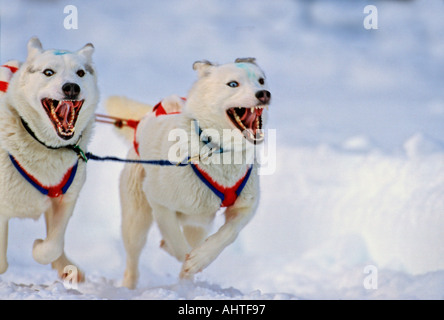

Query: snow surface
left=1, top=0, right=444, bottom=300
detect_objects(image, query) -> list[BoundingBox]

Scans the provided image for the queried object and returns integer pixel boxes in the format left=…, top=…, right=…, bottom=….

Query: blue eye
left=227, top=81, right=239, bottom=88
left=43, top=69, right=55, bottom=77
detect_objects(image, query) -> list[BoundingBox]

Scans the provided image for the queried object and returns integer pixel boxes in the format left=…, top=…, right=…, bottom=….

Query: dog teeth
left=233, top=111, right=247, bottom=130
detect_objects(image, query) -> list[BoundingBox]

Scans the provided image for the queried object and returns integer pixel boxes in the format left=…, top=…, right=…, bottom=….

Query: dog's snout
left=255, top=90, right=271, bottom=105
left=62, top=82, right=81, bottom=99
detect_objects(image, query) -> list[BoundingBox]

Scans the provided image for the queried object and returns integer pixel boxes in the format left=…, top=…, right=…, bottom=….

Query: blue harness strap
left=9, top=154, right=79, bottom=198
left=190, top=163, right=225, bottom=201
left=235, top=164, right=253, bottom=197
left=61, top=161, right=78, bottom=195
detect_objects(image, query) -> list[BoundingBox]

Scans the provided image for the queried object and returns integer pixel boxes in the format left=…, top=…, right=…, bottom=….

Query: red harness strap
left=190, top=163, right=252, bottom=207
left=133, top=101, right=180, bottom=155
left=2, top=65, right=18, bottom=73
left=129, top=120, right=140, bottom=156
left=0, top=81, right=8, bottom=93
left=9, top=154, right=78, bottom=198
left=152, top=101, right=182, bottom=116
left=0, top=63, right=19, bottom=93
left=153, top=101, right=168, bottom=117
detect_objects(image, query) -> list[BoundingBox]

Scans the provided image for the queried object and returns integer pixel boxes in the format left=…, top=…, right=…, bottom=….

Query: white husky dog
left=0, top=37, right=98, bottom=281
left=107, top=58, right=271, bottom=289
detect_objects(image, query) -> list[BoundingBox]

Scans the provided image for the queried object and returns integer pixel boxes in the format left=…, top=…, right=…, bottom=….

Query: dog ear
left=193, top=60, right=214, bottom=77
left=235, top=57, right=257, bottom=65
left=77, top=43, right=95, bottom=62
left=27, top=37, right=43, bottom=60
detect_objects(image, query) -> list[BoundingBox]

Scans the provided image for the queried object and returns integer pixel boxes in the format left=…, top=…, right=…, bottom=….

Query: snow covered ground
left=1, top=0, right=443, bottom=300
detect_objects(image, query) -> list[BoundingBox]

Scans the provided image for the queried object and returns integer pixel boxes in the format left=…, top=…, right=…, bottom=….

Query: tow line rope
left=85, top=151, right=190, bottom=166
left=85, top=114, right=190, bottom=166
left=95, top=114, right=139, bottom=130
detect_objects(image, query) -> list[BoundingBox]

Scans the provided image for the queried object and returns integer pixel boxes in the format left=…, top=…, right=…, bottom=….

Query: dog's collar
left=20, top=118, right=88, bottom=162
left=21, top=117, right=65, bottom=150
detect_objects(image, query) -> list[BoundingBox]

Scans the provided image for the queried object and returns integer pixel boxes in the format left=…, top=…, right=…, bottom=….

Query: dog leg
left=121, top=163, right=153, bottom=289
left=43, top=206, right=85, bottom=282
left=121, top=202, right=152, bottom=289
left=0, top=217, right=8, bottom=274
left=51, top=252, right=84, bottom=282
left=183, top=225, right=208, bottom=248
left=180, top=205, right=255, bottom=279
left=32, top=199, right=75, bottom=266
left=151, top=203, right=191, bottom=262
left=122, top=209, right=152, bottom=289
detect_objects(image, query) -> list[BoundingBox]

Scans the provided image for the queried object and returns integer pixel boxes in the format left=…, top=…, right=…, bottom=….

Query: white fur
left=107, top=59, right=270, bottom=289
left=0, top=37, right=99, bottom=280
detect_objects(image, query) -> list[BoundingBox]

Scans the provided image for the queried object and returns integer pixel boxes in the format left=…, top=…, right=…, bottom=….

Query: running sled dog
left=0, top=37, right=98, bottom=280
left=107, top=58, right=271, bottom=288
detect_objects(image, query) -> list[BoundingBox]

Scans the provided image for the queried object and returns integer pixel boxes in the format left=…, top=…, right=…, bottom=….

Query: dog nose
left=62, top=82, right=81, bottom=99
left=255, top=90, right=271, bottom=105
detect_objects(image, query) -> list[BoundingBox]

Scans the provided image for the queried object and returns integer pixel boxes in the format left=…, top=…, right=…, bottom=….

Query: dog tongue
left=240, top=108, right=260, bottom=129
left=55, top=100, right=74, bottom=130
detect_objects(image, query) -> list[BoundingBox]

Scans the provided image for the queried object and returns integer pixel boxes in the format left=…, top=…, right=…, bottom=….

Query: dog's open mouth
left=226, top=106, right=266, bottom=144
left=41, top=98, right=84, bottom=140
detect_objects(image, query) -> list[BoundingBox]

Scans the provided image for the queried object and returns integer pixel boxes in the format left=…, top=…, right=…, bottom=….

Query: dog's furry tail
left=105, top=96, right=153, bottom=141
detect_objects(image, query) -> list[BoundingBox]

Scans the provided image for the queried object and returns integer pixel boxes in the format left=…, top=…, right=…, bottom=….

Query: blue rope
left=85, top=152, right=190, bottom=166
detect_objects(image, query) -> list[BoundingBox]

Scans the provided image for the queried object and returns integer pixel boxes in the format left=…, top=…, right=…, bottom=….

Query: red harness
left=132, top=101, right=180, bottom=156
left=149, top=101, right=252, bottom=207
left=190, top=162, right=252, bottom=207
left=0, top=63, right=19, bottom=92
left=9, top=154, right=78, bottom=198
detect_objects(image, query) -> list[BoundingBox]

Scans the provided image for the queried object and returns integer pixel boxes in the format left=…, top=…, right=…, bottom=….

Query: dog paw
left=179, top=250, right=212, bottom=279
left=59, top=265, right=85, bottom=284
left=122, top=269, right=138, bottom=290
left=32, top=238, right=63, bottom=265
left=50, top=253, right=84, bottom=284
